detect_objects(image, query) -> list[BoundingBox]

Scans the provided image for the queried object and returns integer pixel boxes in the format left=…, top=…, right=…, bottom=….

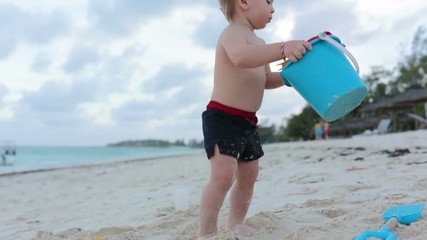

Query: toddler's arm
left=220, top=29, right=311, bottom=68
left=265, top=65, right=284, bottom=89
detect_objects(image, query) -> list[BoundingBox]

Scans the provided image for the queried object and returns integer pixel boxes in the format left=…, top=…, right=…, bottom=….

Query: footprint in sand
left=245, top=211, right=280, bottom=232
left=385, top=193, right=408, bottom=200
left=318, top=207, right=348, bottom=219
left=346, top=166, right=368, bottom=172
left=287, top=187, right=319, bottom=196
left=288, top=173, right=329, bottom=184
left=346, top=184, right=380, bottom=192
left=303, top=199, right=337, bottom=208
left=412, top=178, right=427, bottom=191
left=301, top=199, right=348, bottom=219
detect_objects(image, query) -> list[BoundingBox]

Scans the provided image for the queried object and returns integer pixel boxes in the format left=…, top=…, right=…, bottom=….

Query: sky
left=0, top=0, right=426, bottom=146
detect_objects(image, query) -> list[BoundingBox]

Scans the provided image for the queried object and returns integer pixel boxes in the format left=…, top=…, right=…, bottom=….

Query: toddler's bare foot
left=229, top=223, right=257, bottom=237
left=198, top=233, right=218, bottom=240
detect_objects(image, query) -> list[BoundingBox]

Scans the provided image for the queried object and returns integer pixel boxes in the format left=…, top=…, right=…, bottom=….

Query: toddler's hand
left=283, top=40, right=312, bottom=63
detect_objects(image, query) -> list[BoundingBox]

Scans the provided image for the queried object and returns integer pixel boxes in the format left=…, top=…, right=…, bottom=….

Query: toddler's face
left=248, top=0, right=275, bottom=29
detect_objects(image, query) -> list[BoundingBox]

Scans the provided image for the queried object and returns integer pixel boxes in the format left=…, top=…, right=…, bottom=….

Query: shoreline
left=0, top=148, right=204, bottom=177
left=1, top=130, right=426, bottom=239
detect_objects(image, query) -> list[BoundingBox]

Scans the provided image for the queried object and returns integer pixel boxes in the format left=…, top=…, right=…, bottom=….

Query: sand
left=1, top=130, right=426, bottom=240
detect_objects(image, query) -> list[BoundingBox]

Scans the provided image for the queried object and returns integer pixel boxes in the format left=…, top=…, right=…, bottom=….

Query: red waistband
left=207, top=101, right=256, bottom=118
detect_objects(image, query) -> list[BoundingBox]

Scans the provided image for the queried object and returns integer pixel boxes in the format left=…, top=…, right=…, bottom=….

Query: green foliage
left=363, top=66, right=392, bottom=98
left=286, top=106, right=320, bottom=140
left=258, top=123, right=277, bottom=144
left=391, top=26, right=427, bottom=93
left=187, top=139, right=204, bottom=148
left=174, top=139, right=186, bottom=146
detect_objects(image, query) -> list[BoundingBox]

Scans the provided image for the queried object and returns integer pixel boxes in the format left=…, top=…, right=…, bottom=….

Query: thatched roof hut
left=391, top=85, right=427, bottom=106
left=361, top=85, right=427, bottom=113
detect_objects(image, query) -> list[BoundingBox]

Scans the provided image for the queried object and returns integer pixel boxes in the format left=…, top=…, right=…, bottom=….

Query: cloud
left=0, top=84, right=8, bottom=103
left=63, top=44, right=101, bottom=73
left=112, top=63, right=208, bottom=125
left=143, top=63, right=206, bottom=92
left=0, top=3, right=70, bottom=59
left=88, top=1, right=182, bottom=36
left=99, top=47, right=144, bottom=89
left=20, top=80, right=92, bottom=113
left=31, top=52, right=53, bottom=72
left=192, top=11, right=227, bottom=49
left=0, top=34, right=18, bottom=59
left=88, top=0, right=219, bottom=37
left=283, top=1, right=364, bottom=40
left=14, top=75, right=113, bottom=129
left=105, top=61, right=210, bottom=142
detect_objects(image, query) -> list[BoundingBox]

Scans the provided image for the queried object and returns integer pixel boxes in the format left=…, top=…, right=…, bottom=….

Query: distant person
left=323, top=122, right=330, bottom=139
left=314, top=122, right=324, bottom=140
left=199, top=0, right=312, bottom=238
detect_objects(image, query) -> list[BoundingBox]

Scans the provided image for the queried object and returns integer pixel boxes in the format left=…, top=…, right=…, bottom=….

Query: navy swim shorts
left=202, top=102, right=264, bottom=162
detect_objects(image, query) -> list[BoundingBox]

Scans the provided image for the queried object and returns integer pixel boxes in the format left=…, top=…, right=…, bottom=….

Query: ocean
left=0, top=145, right=202, bottom=175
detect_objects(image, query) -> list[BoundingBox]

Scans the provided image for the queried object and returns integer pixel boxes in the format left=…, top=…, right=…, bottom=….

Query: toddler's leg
left=227, top=159, right=259, bottom=236
left=199, top=145, right=237, bottom=237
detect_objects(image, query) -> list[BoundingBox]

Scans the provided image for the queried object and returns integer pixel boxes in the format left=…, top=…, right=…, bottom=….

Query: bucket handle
left=318, top=32, right=360, bottom=74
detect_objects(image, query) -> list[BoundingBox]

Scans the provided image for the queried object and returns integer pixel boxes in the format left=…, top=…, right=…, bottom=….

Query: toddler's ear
left=237, top=0, right=249, bottom=10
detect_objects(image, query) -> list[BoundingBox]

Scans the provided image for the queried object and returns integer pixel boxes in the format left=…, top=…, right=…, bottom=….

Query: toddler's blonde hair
left=219, top=0, right=235, bottom=22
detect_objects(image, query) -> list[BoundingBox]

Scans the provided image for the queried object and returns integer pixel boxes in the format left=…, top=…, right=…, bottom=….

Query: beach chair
left=407, top=113, right=427, bottom=128
left=373, top=118, right=391, bottom=134
left=355, top=118, right=391, bottom=137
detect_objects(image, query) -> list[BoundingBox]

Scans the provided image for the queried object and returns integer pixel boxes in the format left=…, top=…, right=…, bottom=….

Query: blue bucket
left=281, top=32, right=367, bottom=122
